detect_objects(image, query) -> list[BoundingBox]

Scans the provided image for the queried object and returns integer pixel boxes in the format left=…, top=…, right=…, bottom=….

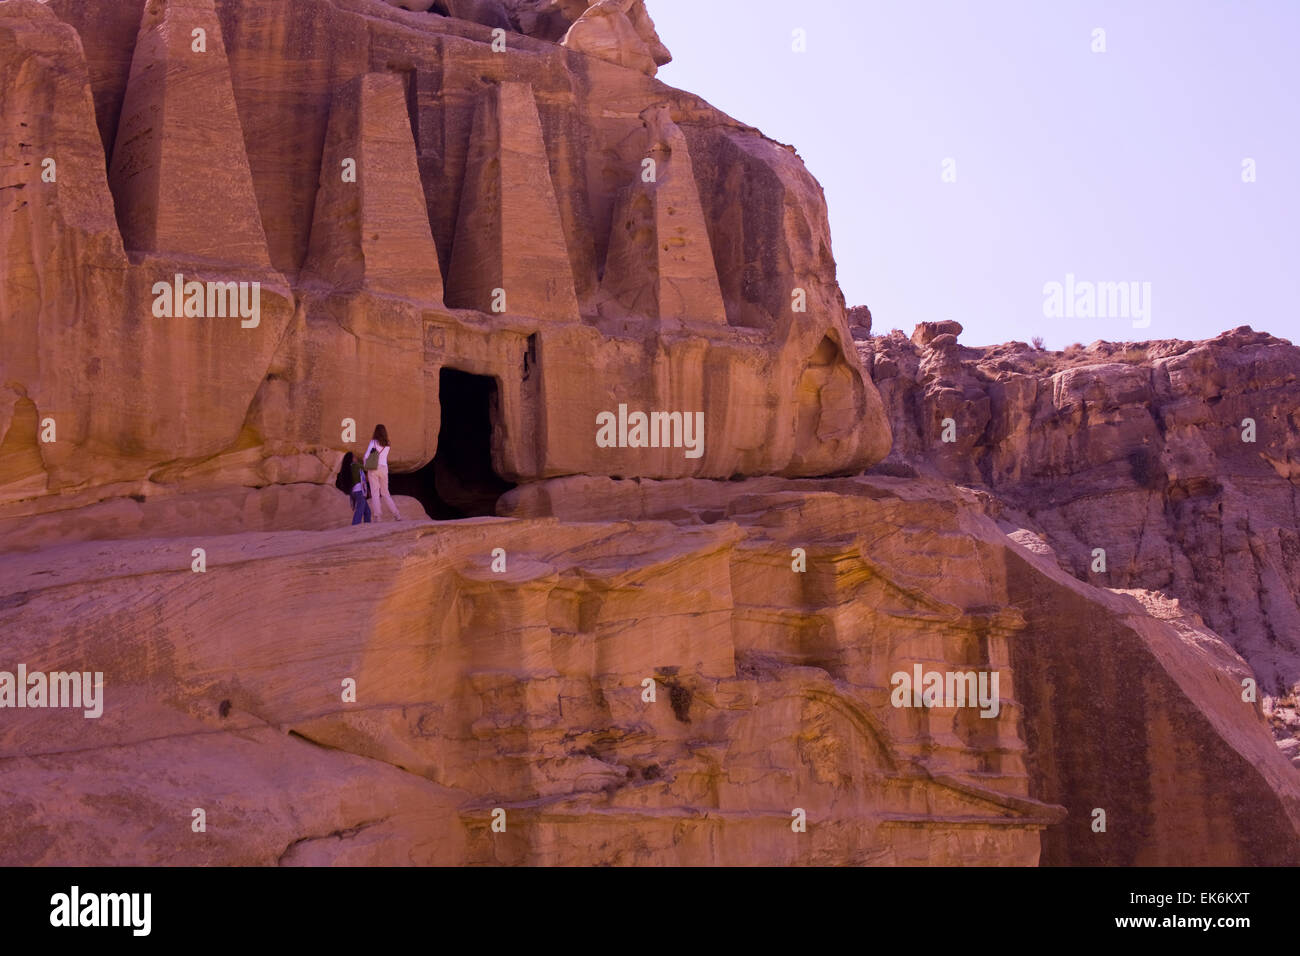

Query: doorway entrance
left=388, top=368, right=515, bottom=518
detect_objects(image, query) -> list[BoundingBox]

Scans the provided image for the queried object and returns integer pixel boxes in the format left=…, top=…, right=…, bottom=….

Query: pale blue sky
left=651, top=0, right=1299, bottom=348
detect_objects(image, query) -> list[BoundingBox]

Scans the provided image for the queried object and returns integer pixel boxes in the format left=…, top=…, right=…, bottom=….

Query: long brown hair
left=372, top=424, right=390, bottom=447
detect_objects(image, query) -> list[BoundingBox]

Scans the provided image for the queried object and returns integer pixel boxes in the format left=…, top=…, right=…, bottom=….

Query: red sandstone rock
left=507, top=0, right=591, bottom=41
left=866, top=327, right=1300, bottom=754
left=847, top=304, right=872, bottom=338
left=4, top=476, right=1295, bottom=864
left=300, top=72, right=444, bottom=301
left=0, top=0, right=1295, bottom=869
left=911, top=319, right=964, bottom=347
left=596, top=105, right=728, bottom=327
left=0, top=0, right=890, bottom=515
left=444, top=80, right=581, bottom=320
left=561, top=0, right=669, bottom=76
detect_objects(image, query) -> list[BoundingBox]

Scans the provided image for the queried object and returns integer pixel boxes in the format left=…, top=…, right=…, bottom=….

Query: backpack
left=364, top=446, right=380, bottom=470
left=335, top=452, right=355, bottom=493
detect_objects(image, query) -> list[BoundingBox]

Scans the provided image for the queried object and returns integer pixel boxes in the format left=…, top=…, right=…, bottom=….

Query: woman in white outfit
left=364, top=424, right=402, bottom=521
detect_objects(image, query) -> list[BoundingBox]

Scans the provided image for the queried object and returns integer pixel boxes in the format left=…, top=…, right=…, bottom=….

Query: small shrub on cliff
left=1127, top=446, right=1164, bottom=490
left=1031, top=335, right=1046, bottom=350
left=663, top=679, right=692, bottom=723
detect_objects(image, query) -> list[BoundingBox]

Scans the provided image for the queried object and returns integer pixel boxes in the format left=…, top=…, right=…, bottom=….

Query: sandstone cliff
left=864, top=324, right=1300, bottom=756
left=1, top=0, right=889, bottom=541
left=0, top=0, right=1296, bottom=866
left=5, top=476, right=1297, bottom=864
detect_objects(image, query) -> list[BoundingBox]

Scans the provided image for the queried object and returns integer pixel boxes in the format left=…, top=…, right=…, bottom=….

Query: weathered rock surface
left=560, top=0, right=670, bottom=77
left=4, top=477, right=1295, bottom=865
left=2, top=0, right=1296, bottom=868
left=864, top=325, right=1300, bottom=744
left=1, top=0, right=887, bottom=540
left=506, top=0, right=591, bottom=42
left=910, top=319, right=963, bottom=348
left=846, top=304, right=872, bottom=338
left=0, top=484, right=428, bottom=552
left=300, top=72, right=445, bottom=301
left=596, top=105, right=727, bottom=327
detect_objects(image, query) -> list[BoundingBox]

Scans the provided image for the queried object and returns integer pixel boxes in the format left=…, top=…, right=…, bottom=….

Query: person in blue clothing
left=340, top=450, right=371, bottom=525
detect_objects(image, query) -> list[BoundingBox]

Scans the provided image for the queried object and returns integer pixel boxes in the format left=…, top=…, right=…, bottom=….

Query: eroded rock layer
left=864, top=325, right=1300, bottom=751
left=2, top=0, right=1296, bottom=868
left=3, top=477, right=1295, bottom=865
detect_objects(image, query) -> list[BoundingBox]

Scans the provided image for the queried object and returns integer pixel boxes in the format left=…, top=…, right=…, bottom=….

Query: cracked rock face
left=865, top=325, right=1300, bottom=752
left=1, top=0, right=890, bottom=529
left=4, top=476, right=1297, bottom=865
left=560, top=0, right=671, bottom=76
left=1, top=0, right=1297, bottom=867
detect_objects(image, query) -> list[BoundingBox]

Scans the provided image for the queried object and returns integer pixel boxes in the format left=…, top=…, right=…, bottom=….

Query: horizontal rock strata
left=2, top=478, right=1295, bottom=864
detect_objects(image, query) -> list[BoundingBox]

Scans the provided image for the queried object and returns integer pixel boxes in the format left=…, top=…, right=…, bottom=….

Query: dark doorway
left=389, top=368, right=515, bottom=519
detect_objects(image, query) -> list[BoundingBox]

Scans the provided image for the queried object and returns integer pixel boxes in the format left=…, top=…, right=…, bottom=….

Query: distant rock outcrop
left=847, top=305, right=872, bottom=338
left=866, top=325, right=1300, bottom=753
